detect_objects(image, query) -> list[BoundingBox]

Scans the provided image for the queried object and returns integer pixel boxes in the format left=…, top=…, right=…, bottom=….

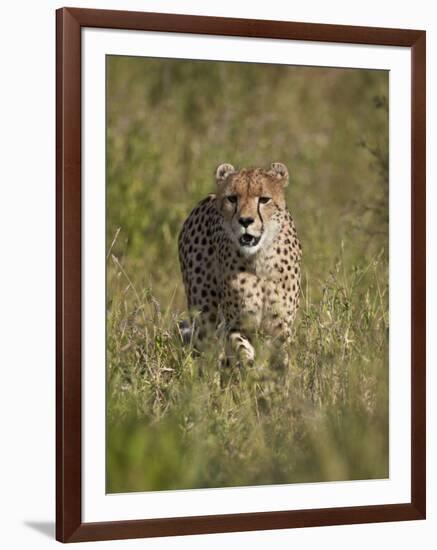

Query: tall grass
left=106, top=56, right=389, bottom=492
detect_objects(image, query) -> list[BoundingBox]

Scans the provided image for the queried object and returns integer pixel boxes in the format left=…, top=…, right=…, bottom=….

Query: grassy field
left=106, top=56, right=389, bottom=493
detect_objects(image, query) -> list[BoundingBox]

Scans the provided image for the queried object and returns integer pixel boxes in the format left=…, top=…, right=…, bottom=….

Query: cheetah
left=178, top=162, right=302, bottom=367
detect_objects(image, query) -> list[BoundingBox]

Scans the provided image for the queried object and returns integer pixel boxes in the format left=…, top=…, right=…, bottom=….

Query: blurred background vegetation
left=106, top=56, right=389, bottom=493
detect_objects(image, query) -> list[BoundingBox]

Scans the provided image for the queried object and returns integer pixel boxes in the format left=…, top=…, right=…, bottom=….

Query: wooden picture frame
left=56, top=7, right=426, bottom=543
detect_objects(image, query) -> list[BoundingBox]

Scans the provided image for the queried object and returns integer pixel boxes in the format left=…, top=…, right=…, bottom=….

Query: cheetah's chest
left=253, top=241, right=298, bottom=280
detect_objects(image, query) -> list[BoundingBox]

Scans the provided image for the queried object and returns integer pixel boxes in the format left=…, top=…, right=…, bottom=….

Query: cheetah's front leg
left=224, top=329, right=255, bottom=367
left=264, top=317, right=294, bottom=369
left=221, top=273, right=262, bottom=368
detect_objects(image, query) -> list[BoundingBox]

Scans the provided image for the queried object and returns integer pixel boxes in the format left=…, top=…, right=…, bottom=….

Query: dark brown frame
left=56, top=7, right=426, bottom=543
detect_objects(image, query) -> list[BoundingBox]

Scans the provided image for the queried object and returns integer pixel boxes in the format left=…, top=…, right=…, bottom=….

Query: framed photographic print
left=56, top=7, right=426, bottom=543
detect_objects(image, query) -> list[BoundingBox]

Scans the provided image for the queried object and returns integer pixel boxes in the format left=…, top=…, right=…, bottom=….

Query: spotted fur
left=178, top=163, right=302, bottom=367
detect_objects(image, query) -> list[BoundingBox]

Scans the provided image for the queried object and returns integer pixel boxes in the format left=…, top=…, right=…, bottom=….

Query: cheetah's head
left=215, top=162, right=289, bottom=256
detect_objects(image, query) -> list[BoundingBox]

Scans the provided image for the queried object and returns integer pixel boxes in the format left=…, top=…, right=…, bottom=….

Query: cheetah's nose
left=239, top=217, right=254, bottom=228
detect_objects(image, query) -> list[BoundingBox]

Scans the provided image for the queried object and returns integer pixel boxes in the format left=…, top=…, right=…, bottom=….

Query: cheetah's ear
left=215, top=163, right=235, bottom=183
left=269, top=162, right=289, bottom=187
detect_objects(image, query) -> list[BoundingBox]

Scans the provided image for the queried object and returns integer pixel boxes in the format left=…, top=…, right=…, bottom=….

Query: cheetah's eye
left=226, top=195, right=238, bottom=204
left=259, top=197, right=271, bottom=204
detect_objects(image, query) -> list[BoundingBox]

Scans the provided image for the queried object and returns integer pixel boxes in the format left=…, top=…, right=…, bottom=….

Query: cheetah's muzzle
left=239, top=233, right=261, bottom=247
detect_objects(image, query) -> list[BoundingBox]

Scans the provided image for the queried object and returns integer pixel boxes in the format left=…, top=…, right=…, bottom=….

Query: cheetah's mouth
left=239, top=233, right=261, bottom=247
